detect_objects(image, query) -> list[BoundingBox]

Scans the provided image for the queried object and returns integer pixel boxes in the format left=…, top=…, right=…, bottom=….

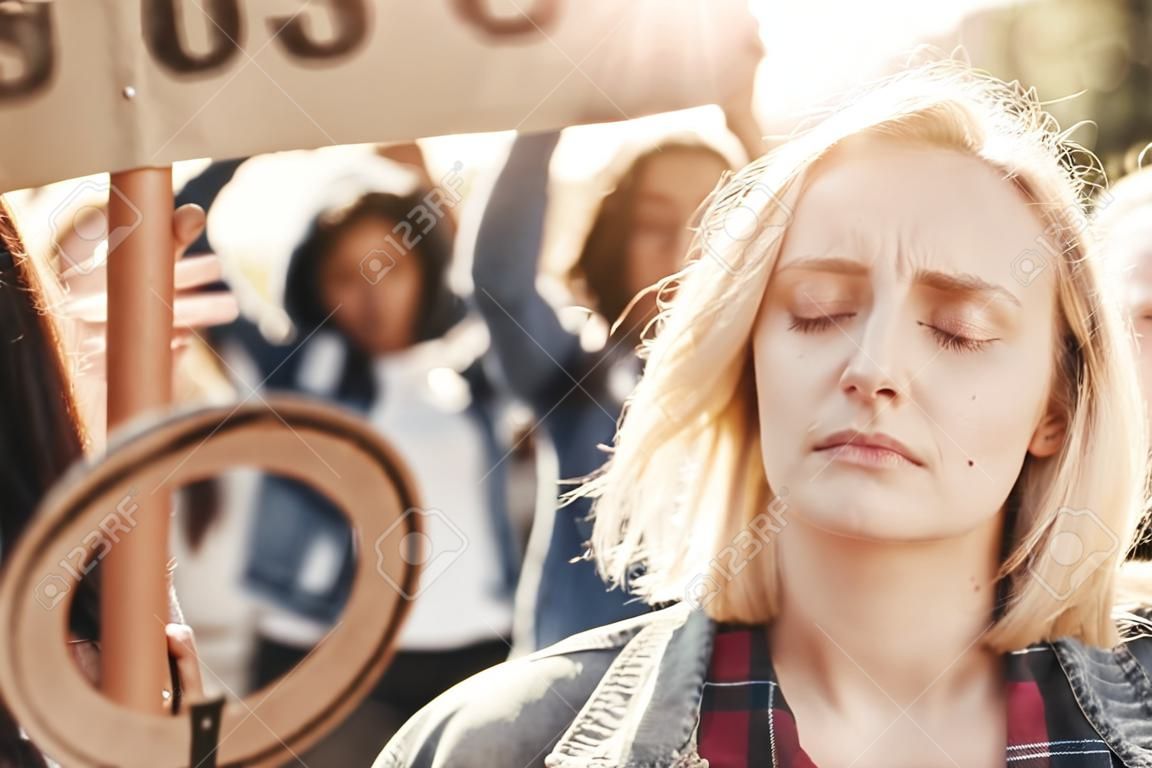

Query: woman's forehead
left=774, top=138, right=1055, bottom=288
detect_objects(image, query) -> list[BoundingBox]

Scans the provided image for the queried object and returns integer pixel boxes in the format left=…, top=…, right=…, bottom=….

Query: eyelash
left=787, top=314, right=994, bottom=353
left=789, top=314, right=852, bottom=334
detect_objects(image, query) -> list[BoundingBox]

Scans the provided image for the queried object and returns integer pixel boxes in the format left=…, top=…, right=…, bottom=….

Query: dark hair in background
left=568, top=142, right=730, bottom=327
left=282, top=190, right=467, bottom=404
left=0, top=199, right=96, bottom=767
left=182, top=479, right=221, bottom=553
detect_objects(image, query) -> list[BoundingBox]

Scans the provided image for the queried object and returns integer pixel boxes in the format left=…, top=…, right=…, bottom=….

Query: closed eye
left=788, top=314, right=996, bottom=354
left=919, top=322, right=996, bottom=353
left=788, top=313, right=854, bottom=333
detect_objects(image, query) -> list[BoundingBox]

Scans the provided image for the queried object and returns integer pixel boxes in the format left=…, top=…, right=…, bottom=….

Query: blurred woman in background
left=1098, top=164, right=1152, bottom=560
left=473, top=124, right=751, bottom=650
left=178, top=160, right=521, bottom=764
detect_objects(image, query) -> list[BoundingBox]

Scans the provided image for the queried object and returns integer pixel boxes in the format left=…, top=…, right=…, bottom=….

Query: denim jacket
left=473, top=131, right=649, bottom=650
left=229, top=323, right=521, bottom=624
left=374, top=603, right=1152, bottom=768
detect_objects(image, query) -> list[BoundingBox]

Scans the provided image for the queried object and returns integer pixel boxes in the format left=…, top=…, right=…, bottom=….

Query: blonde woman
left=1099, top=166, right=1152, bottom=563
left=374, top=64, right=1152, bottom=768
left=1099, top=167, right=1152, bottom=408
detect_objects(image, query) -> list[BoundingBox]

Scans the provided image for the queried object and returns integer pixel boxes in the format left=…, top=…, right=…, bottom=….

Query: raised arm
left=174, top=158, right=297, bottom=380
left=472, top=131, right=582, bottom=405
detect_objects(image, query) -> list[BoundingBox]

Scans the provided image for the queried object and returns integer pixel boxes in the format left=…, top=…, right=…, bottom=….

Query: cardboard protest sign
left=0, top=0, right=757, bottom=191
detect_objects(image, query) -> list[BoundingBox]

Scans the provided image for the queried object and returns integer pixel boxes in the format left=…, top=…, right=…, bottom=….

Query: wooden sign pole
left=101, top=167, right=175, bottom=712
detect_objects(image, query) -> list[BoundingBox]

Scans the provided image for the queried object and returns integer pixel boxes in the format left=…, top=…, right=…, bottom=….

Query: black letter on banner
left=452, top=0, right=560, bottom=37
left=144, top=0, right=242, bottom=75
left=268, top=1, right=370, bottom=60
left=0, top=2, right=55, bottom=100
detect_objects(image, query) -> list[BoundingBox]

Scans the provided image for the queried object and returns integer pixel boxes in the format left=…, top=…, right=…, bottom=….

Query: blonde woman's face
left=752, top=138, right=1065, bottom=541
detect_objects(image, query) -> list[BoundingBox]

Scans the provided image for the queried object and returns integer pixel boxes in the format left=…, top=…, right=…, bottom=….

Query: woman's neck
left=769, top=517, right=1004, bottom=712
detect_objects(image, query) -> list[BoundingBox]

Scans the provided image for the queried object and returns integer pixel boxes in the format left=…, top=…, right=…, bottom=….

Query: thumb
left=172, top=204, right=207, bottom=258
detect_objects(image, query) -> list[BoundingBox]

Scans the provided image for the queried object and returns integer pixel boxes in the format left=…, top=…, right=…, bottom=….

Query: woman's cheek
left=921, top=368, right=1040, bottom=483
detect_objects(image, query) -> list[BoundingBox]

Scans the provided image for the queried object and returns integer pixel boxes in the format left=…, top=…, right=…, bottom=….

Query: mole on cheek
left=967, top=459, right=975, bottom=467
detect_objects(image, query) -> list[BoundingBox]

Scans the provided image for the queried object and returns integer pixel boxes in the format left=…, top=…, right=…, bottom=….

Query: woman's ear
left=1027, top=408, right=1068, bottom=458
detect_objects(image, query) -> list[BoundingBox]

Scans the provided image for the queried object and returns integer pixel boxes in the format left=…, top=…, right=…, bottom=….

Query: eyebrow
left=778, top=256, right=1022, bottom=308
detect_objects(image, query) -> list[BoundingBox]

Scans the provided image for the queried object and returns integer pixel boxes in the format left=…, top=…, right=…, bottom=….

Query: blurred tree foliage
left=957, top=0, right=1152, bottom=182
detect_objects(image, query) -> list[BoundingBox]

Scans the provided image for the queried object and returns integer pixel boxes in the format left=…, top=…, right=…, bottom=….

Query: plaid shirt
left=698, top=625, right=1122, bottom=767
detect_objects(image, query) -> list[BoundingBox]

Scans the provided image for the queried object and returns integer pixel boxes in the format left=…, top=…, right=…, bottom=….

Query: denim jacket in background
left=473, top=131, right=649, bottom=650
left=374, top=603, right=1152, bottom=768
left=227, top=322, right=521, bottom=624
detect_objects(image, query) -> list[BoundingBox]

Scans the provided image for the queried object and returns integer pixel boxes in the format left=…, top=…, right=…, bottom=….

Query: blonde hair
left=577, top=63, right=1151, bottom=651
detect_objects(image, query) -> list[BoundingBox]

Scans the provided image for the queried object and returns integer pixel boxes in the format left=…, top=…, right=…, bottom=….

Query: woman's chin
left=788, top=494, right=941, bottom=543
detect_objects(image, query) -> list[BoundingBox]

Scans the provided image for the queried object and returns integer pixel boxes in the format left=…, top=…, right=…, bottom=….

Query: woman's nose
left=838, top=309, right=905, bottom=405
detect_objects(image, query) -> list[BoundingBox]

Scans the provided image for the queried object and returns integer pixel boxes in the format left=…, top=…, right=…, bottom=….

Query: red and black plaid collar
left=698, top=625, right=1120, bottom=767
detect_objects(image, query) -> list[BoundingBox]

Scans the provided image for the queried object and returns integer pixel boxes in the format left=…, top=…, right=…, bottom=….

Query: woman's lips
left=815, top=442, right=918, bottom=468
left=813, top=430, right=923, bottom=468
